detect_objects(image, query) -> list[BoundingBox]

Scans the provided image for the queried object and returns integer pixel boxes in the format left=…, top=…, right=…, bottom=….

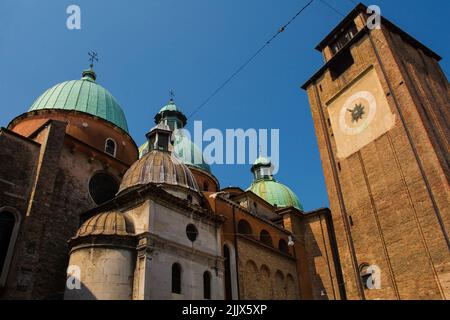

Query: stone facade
left=65, top=247, right=136, bottom=300
left=63, top=179, right=225, bottom=300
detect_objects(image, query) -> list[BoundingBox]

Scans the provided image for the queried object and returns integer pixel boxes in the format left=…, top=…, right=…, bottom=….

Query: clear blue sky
left=1, top=0, right=448, bottom=211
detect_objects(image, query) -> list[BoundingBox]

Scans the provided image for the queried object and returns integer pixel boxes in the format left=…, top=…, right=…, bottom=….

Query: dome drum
left=7, top=68, right=139, bottom=165
left=8, top=110, right=138, bottom=165
left=154, top=110, right=187, bottom=129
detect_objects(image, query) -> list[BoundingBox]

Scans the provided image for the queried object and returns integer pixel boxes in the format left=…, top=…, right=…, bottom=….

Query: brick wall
left=237, top=237, right=299, bottom=300
left=304, top=14, right=450, bottom=300
left=2, top=120, right=127, bottom=299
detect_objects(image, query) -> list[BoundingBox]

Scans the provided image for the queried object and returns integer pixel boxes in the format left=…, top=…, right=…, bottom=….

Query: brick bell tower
left=302, top=3, right=449, bottom=300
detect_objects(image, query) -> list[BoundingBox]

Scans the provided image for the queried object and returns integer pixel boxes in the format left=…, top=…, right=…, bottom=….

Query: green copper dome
left=141, top=97, right=210, bottom=173
left=28, top=69, right=129, bottom=132
left=159, top=100, right=180, bottom=113
left=248, top=180, right=303, bottom=211
left=253, top=156, right=271, bottom=167
left=247, top=157, right=303, bottom=210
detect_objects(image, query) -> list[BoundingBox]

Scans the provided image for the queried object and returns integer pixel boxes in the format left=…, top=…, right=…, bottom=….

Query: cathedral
left=0, top=55, right=342, bottom=301
left=0, top=3, right=448, bottom=300
left=0, top=63, right=341, bottom=300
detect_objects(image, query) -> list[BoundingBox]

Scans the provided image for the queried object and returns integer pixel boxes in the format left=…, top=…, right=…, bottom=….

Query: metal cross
left=169, top=90, right=175, bottom=101
left=88, top=51, right=99, bottom=68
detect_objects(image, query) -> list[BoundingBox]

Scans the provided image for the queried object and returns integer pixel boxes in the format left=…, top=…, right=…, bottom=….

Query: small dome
left=159, top=100, right=181, bottom=113
left=174, top=134, right=211, bottom=172
left=253, top=156, right=271, bottom=167
left=143, top=98, right=209, bottom=172
left=28, top=69, right=129, bottom=132
left=154, top=99, right=187, bottom=129
left=248, top=180, right=303, bottom=211
left=248, top=157, right=303, bottom=211
left=139, top=132, right=211, bottom=173
left=119, top=149, right=200, bottom=193
left=74, top=211, right=134, bottom=238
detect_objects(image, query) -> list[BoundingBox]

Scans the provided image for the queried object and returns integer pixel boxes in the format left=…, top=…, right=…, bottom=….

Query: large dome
left=119, top=149, right=200, bottom=194
left=28, top=69, right=129, bottom=132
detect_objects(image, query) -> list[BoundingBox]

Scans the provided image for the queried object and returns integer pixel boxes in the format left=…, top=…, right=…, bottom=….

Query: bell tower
left=302, top=4, right=449, bottom=300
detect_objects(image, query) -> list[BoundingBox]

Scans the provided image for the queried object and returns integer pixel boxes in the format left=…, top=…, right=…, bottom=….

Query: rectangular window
left=330, top=49, right=354, bottom=80
left=330, top=23, right=358, bottom=55
left=158, top=134, right=169, bottom=150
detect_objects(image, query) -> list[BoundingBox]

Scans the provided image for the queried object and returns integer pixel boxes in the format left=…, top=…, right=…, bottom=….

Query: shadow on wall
left=64, top=279, right=98, bottom=300
left=302, top=221, right=333, bottom=300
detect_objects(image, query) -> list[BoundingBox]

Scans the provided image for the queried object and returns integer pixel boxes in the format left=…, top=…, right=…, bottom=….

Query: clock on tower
left=326, top=66, right=396, bottom=159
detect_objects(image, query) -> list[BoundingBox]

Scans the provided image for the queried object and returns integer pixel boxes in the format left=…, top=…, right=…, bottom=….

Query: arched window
left=359, top=263, right=371, bottom=289
left=0, top=209, right=20, bottom=287
left=105, top=138, right=116, bottom=157
left=0, top=212, right=15, bottom=274
left=244, top=260, right=258, bottom=299
left=203, top=271, right=211, bottom=299
left=286, top=274, right=298, bottom=300
left=274, top=270, right=286, bottom=300
left=186, top=224, right=198, bottom=242
left=278, top=239, right=289, bottom=254
left=259, top=265, right=272, bottom=299
left=171, top=263, right=182, bottom=294
left=260, top=230, right=273, bottom=247
left=237, top=220, right=252, bottom=237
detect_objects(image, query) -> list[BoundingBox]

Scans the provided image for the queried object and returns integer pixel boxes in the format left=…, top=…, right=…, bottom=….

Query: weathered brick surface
left=0, top=129, right=40, bottom=214
left=237, top=237, right=299, bottom=300
left=304, top=10, right=450, bottom=300
left=298, top=212, right=342, bottom=300
left=215, top=197, right=303, bottom=300
left=1, top=120, right=129, bottom=299
left=2, top=116, right=341, bottom=300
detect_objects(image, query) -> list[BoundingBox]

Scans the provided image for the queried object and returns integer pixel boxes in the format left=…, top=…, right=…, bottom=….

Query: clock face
left=339, top=91, right=377, bottom=136
left=326, top=67, right=395, bottom=159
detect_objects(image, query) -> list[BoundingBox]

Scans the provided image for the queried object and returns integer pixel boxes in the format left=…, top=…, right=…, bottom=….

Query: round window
left=186, top=224, right=199, bottom=242
left=89, top=173, right=119, bottom=205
